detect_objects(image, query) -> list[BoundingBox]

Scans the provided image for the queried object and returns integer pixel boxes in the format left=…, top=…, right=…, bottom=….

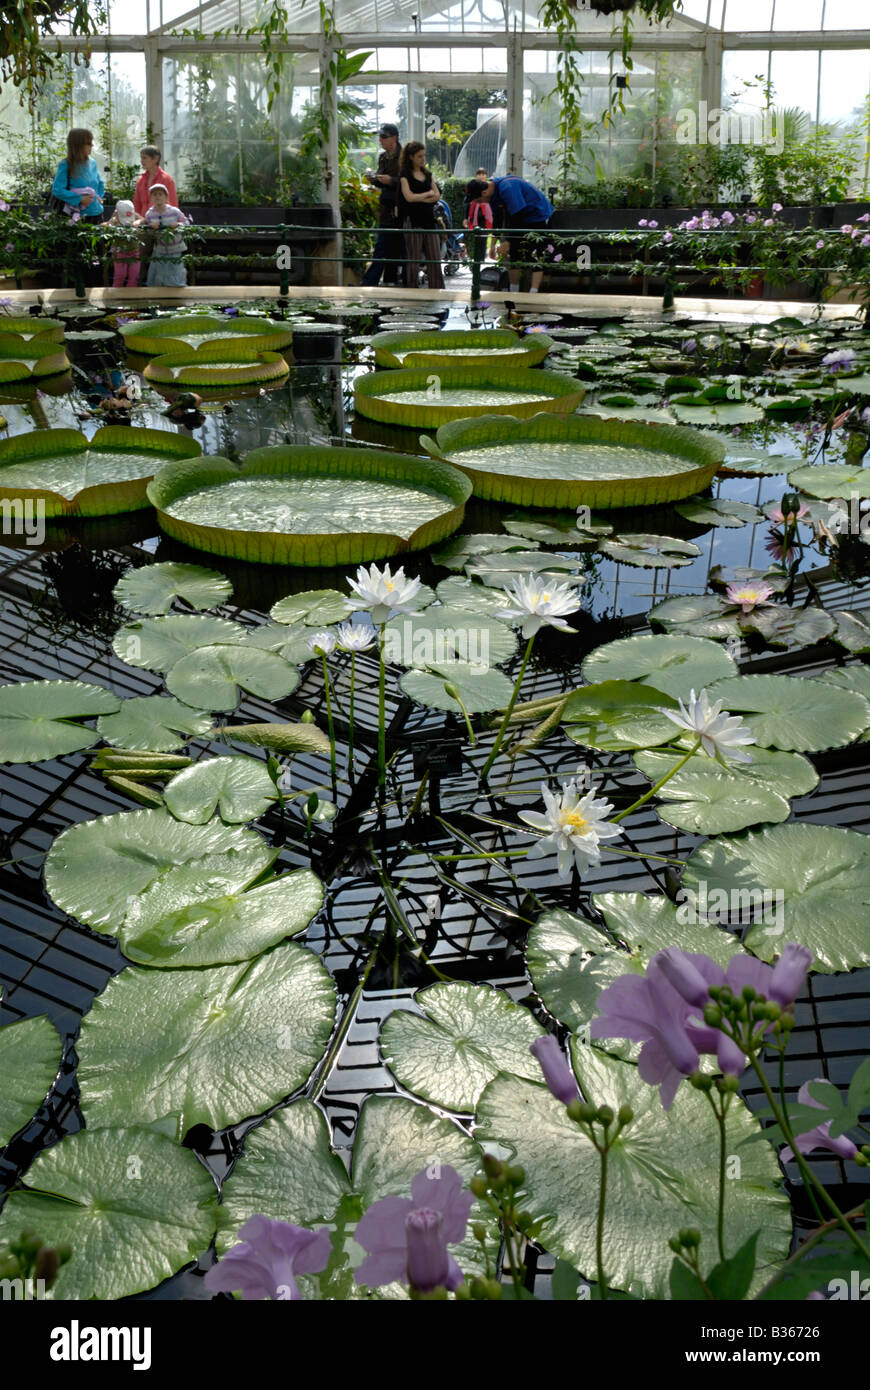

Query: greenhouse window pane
left=108, top=0, right=151, bottom=31
left=772, top=0, right=823, bottom=29
left=452, top=49, right=491, bottom=73
left=708, top=0, right=724, bottom=25
left=679, top=1, right=711, bottom=21
left=722, top=50, right=770, bottom=106
left=484, top=49, right=507, bottom=74
left=823, top=0, right=869, bottom=28
left=769, top=50, right=820, bottom=124
left=418, top=48, right=454, bottom=71
left=818, top=48, right=870, bottom=127
left=724, top=0, right=772, bottom=28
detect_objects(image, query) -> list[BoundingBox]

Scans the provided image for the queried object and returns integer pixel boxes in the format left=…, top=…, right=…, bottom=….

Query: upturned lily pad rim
left=0, top=335, right=70, bottom=379
left=353, top=364, right=587, bottom=427
left=119, top=313, right=294, bottom=357
left=0, top=425, right=202, bottom=518
left=370, top=327, right=554, bottom=369
left=420, top=411, right=724, bottom=510
left=147, top=444, right=472, bottom=567
left=144, top=343, right=291, bottom=387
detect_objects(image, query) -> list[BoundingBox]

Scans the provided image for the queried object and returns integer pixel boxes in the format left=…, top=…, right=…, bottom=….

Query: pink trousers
left=113, top=257, right=141, bottom=288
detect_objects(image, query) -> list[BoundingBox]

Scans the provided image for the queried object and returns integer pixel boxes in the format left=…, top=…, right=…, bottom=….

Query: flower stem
left=348, top=652, right=356, bottom=774
left=596, top=1143, right=609, bottom=1301
left=377, top=624, right=387, bottom=796
left=613, top=737, right=702, bottom=823
left=702, top=1089, right=730, bottom=1263
left=481, top=635, right=535, bottom=780
left=321, top=654, right=337, bottom=792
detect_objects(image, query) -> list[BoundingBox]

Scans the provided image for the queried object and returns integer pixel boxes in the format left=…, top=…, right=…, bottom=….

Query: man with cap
left=463, top=175, right=555, bottom=293
left=361, top=124, right=404, bottom=288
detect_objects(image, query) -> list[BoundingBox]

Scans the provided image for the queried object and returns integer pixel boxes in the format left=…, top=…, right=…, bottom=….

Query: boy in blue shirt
left=464, top=176, right=554, bottom=293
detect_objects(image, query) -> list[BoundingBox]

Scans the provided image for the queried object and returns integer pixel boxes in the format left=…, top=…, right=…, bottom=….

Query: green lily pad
left=44, top=807, right=276, bottom=932
left=674, top=498, right=762, bottom=528
left=684, top=823, right=870, bottom=971
left=270, top=588, right=353, bottom=627
left=671, top=401, right=764, bottom=426
left=831, top=612, right=870, bottom=654
left=648, top=593, right=741, bottom=641
left=0, top=680, right=121, bottom=763
left=786, top=463, right=869, bottom=498
left=77, top=943, right=336, bottom=1133
left=633, top=746, right=819, bottom=835
left=120, top=867, right=323, bottom=968
left=384, top=608, right=517, bottom=670
left=400, top=662, right=515, bottom=714
left=476, top=1048, right=790, bottom=1298
left=434, top=577, right=517, bottom=617
left=582, top=634, right=736, bottom=700
left=380, top=982, right=545, bottom=1113
left=600, top=534, right=701, bottom=569
left=113, top=614, right=246, bottom=672
left=165, top=645, right=300, bottom=711
left=0, top=1012, right=63, bottom=1148
left=113, top=562, right=233, bottom=615
left=707, top=674, right=870, bottom=752
left=163, top=755, right=278, bottom=824
left=0, top=1126, right=218, bottom=1300
left=742, top=605, right=836, bottom=649
left=563, top=680, right=680, bottom=751
left=431, top=533, right=530, bottom=568
left=96, top=696, right=213, bottom=753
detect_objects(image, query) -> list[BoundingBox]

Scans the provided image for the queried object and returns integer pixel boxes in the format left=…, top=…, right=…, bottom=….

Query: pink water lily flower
left=766, top=500, right=809, bottom=524
left=780, top=1080, right=859, bottom=1164
left=725, top=581, right=775, bottom=613
left=354, top=1165, right=473, bottom=1293
left=203, top=1215, right=331, bottom=1300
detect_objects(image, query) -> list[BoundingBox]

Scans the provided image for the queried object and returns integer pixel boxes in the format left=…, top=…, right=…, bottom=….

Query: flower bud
left=482, top=1154, right=504, bottom=1180
left=454, top=1280, right=472, bottom=1299
left=506, top=1164, right=526, bottom=1186
left=516, top=1210, right=534, bottom=1232
left=597, top=1105, right=615, bottom=1127
left=689, top=1070, right=714, bottom=1091
left=617, top=1104, right=634, bottom=1127
left=678, top=1228, right=701, bottom=1248
left=471, top=1222, right=488, bottom=1242
left=301, top=710, right=314, bottom=723
left=703, top=1003, right=723, bottom=1028
left=668, top=1236, right=683, bottom=1254
left=470, top=1275, right=489, bottom=1300
left=470, top=1175, right=488, bottom=1199
left=485, top=1278, right=503, bottom=1300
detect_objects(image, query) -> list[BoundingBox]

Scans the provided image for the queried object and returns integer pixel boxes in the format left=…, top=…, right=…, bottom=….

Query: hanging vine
left=0, top=0, right=106, bottom=108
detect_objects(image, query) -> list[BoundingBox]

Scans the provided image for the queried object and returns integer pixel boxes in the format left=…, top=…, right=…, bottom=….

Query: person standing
left=51, top=129, right=105, bottom=219
left=361, top=124, right=403, bottom=288
left=144, top=185, right=188, bottom=288
left=134, top=146, right=178, bottom=218
left=464, top=175, right=555, bottom=292
left=398, top=142, right=444, bottom=291
left=106, top=198, right=143, bottom=288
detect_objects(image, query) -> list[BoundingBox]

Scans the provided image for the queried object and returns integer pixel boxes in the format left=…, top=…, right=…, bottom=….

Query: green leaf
left=759, top=1250, right=870, bottom=1302
left=648, top=593, right=740, bottom=641
left=742, top=604, right=836, bottom=650
left=219, top=721, right=332, bottom=756
left=632, top=746, right=819, bottom=835
left=165, top=644, right=300, bottom=711
left=787, top=463, right=869, bottom=498
left=144, top=345, right=290, bottom=387
left=372, top=327, right=551, bottom=370
left=163, top=755, right=278, bottom=824
left=120, top=312, right=294, bottom=357
left=475, top=1047, right=791, bottom=1299
left=684, top=823, right=870, bottom=971
left=838, top=1057, right=870, bottom=1138
left=832, top=611, right=870, bottom=654
left=96, top=695, right=213, bottom=753
left=551, top=1258, right=582, bottom=1300
left=674, top=498, right=762, bottom=528
left=562, top=680, right=680, bottom=751
left=120, top=867, right=323, bottom=968
left=113, top=562, right=233, bottom=615
left=384, top=608, right=517, bottom=670
left=270, top=588, right=353, bottom=627
left=669, top=1258, right=707, bottom=1300
left=400, top=662, right=515, bottom=714
left=600, top=534, right=701, bottom=569
left=44, top=807, right=276, bottom=932
left=431, top=533, right=530, bottom=568
left=707, top=674, right=870, bottom=752
left=0, top=1012, right=62, bottom=1148
left=434, top=576, right=515, bottom=617
left=0, top=680, right=121, bottom=763
left=582, top=634, right=736, bottom=701
left=354, top=364, right=586, bottom=431
left=113, top=614, right=246, bottom=672
left=671, top=401, right=764, bottom=426
left=706, top=1230, right=759, bottom=1301
left=380, top=982, right=545, bottom=1113
left=77, top=943, right=336, bottom=1133
left=0, top=1126, right=218, bottom=1299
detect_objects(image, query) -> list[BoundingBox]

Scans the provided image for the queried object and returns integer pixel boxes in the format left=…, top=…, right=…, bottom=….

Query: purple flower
left=554, top=253, right=562, bottom=262
left=745, top=214, right=757, bottom=224
left=858, top=213, right=870, bottom=223
left=822, top=347, right=858, bottom=374
left=684, top=216, right=700, bottom=232
left=0, top=200, right=8, bottom=212
left=841, top=224, right=853, bottom=235
left=780, top=1080, right=858, bottom=1164
left=3, top=242, right=12, bottom=254
left=638, top=219, right=649, bottom=228
left=648, top=219, right=659, bottom=229
left=772, top=202, right=783, bottom=213
left=816, top=239, right=825, bottom=250
left=683, top=337, right=697, bottom=354
left=862, top=235, right=870, bottom=248
left=530, top=1034, right=577, bottom=1104
left=203, top=1215, right=331, bottom=1300
left=663, top=231, right=673, bottom=243
left=721, top=210, right=735, bottom=226
left=545, top=243, right=554, bottom=254
left=354, top=1166, right=473, bottom=1292
left=764, top=218, right=775, bottom=227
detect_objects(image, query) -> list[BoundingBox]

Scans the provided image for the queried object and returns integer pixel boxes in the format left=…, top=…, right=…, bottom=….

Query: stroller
left=434, top=199, right=465, bottom=276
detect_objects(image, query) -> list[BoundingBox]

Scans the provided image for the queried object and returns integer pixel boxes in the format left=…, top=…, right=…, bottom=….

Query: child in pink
left=107, top=199, right=142, bottom=287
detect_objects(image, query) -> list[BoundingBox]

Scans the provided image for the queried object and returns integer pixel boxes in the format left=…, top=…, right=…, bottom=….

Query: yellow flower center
left=385, top=579, right=394, bottom=592
left=559, top=808, right=589, bottom=834
left=541, top=592, right=551, bottom=602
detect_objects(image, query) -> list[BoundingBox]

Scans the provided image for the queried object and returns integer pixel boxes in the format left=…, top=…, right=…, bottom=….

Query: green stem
left=321, top=654, right=337, bottom=791
left=377, top=624, right=387, bottom=796
left=596, top=1142, right=609, bottom=1301
left=613, top=737, right=702, bottom=823
left=749, top=1054, right=870, bottom=1261
left=754, top=1201, right=869, bottom=1299
left=348, top=652, right=356, bottom=772
left=480, top=635, right=535, bottom=780
left=703, top=1090, right=729, bottom=1263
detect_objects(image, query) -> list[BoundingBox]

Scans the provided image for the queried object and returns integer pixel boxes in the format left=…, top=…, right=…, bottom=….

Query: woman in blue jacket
left=52, top=129, right=105, bottom=219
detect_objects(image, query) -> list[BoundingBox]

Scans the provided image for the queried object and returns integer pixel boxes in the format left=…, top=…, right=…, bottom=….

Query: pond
left=0, top=294, right=868, bottom=1303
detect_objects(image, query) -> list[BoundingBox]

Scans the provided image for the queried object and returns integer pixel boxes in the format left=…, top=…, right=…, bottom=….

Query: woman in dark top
left=398, top=142, right=444, bottom=291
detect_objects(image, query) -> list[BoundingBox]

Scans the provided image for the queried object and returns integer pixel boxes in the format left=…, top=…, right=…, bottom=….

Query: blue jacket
left=491, top=177, right=554, bottom=225
left=52, top=157, right=105, bottom=217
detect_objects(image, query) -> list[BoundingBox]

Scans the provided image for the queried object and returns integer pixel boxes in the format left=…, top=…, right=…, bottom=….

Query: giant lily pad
left=77, top=943, right=336, bottom=1132
left=353, top=365, right=586, bottom=428
left=120, top=312, right=294, bottom=357
left=582, top=634, right=736, bottom=700
left=0, top=317, right=64, bottom=345
left=0, top=679, right=121, bottom=763
left=44, top=807, right=276, bottom=932
left=0, top=426, right=201, bottom=517
left=371, top=327, right=554, bottom=369
left=380, top=982, right=545, bottom=1113
left=633, top=745, right=819, bottom=835
left=0, top=1012, right=63, bottom=1148
left=476, top=1048, right=790, bottom=1299
left=0, top=335, right=68, bottom=381
left=684, top=823, right=870, bottom=970
left=96, top=695, right=213, bottom=753
left=707, top=674, right=870, bottom=752
left=421, top=414, right=724, bottom=509
left=113, top=562, right=233, bottom=615
left=148, top=446, right=472, bottom=567
left=0, top=1126, right=218, bottom=1300
left=144, top=342, right=290, bottom=388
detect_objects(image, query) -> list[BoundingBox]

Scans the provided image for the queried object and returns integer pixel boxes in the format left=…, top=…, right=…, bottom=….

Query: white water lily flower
left=663, top=688, right=756, bottom=766
left=495, top=574, right=582, bottom=639
left=346, top=563, right=423, bottom=625
left=519, top=780, right=623, bottom=879
left=335, top=620, right=377, bottom=652
left=308, top=629, right=337, bottom=657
